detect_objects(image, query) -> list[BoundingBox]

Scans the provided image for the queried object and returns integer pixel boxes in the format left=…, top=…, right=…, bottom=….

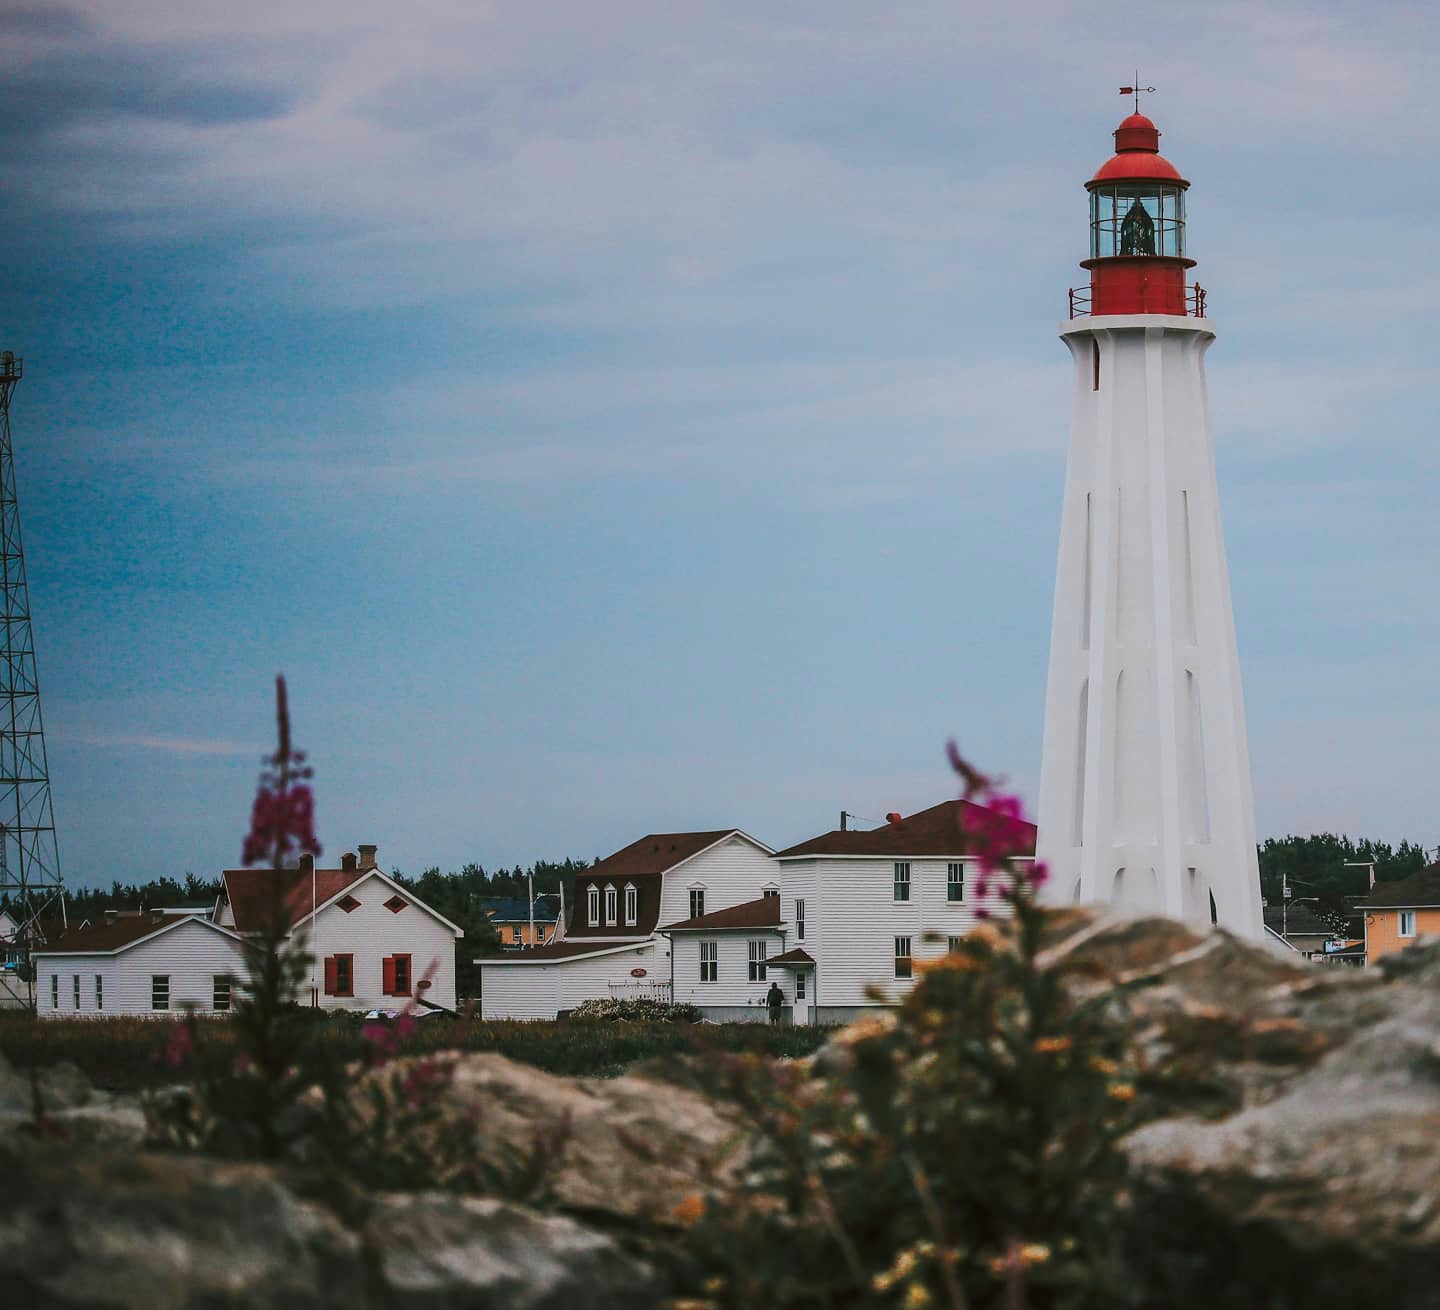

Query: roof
left=1089, top=111, right=1187, bottom=188
left=481, top=896, right=561, bottom=923
left=660, top=896, right=782, bottom=933
left=221, top=865, right=464, bottom=938
left=478, top=939, right=654, bottom=964
left=32, top=913, right=239, bottom=956
left=222, top=866, right=367, bottom=934
left=766, top=947, right=815, bottom=967
left=1262, top=904, right=1331, bottom=937
left=566, top=830, right=760, bottom=940
left=773, top=799, right=1036, bottom=860
left=1358, top=865, right=1440, bottom=910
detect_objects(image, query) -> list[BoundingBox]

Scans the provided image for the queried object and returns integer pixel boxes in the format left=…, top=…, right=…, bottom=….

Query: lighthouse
left=1034, top=105, right=1264, bottom=939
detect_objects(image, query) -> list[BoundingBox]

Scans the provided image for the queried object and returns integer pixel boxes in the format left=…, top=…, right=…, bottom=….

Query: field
left=0, top=1010, right=833, bottom=1093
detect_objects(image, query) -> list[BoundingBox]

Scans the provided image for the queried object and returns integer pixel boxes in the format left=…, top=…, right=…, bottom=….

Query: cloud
left=79, top=734, right=260, bottom=757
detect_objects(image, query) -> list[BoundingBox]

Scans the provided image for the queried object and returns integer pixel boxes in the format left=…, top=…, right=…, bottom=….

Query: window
left=893, top=861, right=911, bottom=902
left=337, top=895, right=361, bottom=913
left=795, top=971, right=806, bottom=1000
left=324, top=954, right=354, bottom=996
left=50, top=974, right=57, bottom=1009
left=384, top=895, right=408, bottom=914
left=796, top=898, right=806, bottom=941
left=1400, top=911, right=1417, bottom=938
left=624, top=883, right=638, bottom=927
left=947, top=862, right=965, bottom=903
left=152, top=975, right=171, bottom=1011
left=587, top=885, right=600, bottom=925
left=604, top=885, right=618, bottom=926
left=213, top=975, right=232, bottom=1011
left=1092, top=339, right=1100, bottom=391
left=894, top=937, right=913, bottom=979
left=383, top=953, right=412, bottom=996
left=762, top=884, right=780, bottom=900
left=73, top=974, right=80, bottom=1010
left=95, top=974, right=103, bottom=1011
left=700, top=940, right=718, bottom=982
left=947, top=936, right=963, bottom=954
left=689, top=888, right=706, bottom=919
left=748, top=940, right=768, bottom=982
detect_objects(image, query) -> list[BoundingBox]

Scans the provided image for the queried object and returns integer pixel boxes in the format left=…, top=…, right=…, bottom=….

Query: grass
left=0, top=1010, right=834, bottom=1093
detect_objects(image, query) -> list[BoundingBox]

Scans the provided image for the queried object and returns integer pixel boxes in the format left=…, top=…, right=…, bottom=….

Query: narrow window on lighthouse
left=1091, top=340, right=1100, bottom=391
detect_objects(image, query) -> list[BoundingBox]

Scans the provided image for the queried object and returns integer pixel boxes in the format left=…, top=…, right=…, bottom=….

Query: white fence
left=607, top=979, right=672, bottom=1002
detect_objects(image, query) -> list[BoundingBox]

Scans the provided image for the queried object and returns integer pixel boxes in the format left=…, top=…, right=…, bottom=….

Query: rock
left=379, top=1052, right=744, bottom=1230
left=0, top=1046, right=93, bottom=1113
left=0, top=1138, right=658, bottom=1309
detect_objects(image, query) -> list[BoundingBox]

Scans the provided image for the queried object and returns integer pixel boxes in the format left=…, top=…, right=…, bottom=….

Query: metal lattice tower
left=0, top=351, right=65, bottom=1008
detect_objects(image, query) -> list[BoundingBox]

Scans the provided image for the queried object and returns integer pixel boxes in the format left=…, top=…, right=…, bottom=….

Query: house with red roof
left=764, top=799, right=1034, bottom=1023
left=32, top=911, right=248, bottom=1018
left=217, top=844, right=465, bottom=1012
left=478, top=829, right=776, bottom=1019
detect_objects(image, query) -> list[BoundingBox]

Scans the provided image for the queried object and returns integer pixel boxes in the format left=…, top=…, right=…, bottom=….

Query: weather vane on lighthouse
left=1119, top=75, right=1155, bottom=115
left=1034, top=98, right=1264, bottom=940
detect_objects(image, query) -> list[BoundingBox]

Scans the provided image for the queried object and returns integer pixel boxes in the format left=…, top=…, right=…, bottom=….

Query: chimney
left=149, top=909, right=165, bottom=925
left=358, top=844, right=377, bottom=871
left=104, top=909, right=119, bottom=924
left=299, top=853, right=315, bottom=876
left=341, top=851, right=358, bottom=873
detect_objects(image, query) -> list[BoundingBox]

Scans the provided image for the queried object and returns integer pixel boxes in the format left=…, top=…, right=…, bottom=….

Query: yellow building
left=1358, top=867, right=1440, bottom=964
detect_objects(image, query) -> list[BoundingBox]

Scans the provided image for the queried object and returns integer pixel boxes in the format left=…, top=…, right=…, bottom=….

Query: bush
left=569, top=997, right=704, bottom=1024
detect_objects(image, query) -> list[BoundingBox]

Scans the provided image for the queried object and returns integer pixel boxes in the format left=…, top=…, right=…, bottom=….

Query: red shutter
left=382, top=956, right=396, bottom=996
left=323, top=957, right=338, bottom=995
left=394, top=953, right=412, bottom=995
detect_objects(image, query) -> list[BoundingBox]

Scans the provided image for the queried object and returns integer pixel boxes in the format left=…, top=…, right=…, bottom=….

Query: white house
left=770, top=800, right=1032, bottom=1023
left=32, top=912, right=249, bottom=1018
left=217, top=844, right=465, bottom=1013
left=479, top=828, right=775, bottom=1020
left=660, top=894, right=794, bottom=1022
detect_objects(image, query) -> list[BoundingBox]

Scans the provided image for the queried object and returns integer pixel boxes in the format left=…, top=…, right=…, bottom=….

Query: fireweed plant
left=151, top=678, right=557, bottom=1205
left=677, top=748, right=1144, bottom=1310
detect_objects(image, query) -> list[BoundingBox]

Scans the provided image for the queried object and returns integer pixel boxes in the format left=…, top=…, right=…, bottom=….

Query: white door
left=792, top=969, right=812, bottom=1025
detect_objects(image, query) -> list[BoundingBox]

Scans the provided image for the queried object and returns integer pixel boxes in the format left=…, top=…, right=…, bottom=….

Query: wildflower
left=1088, top=1056, right=1120, bottom=1076
left=703, top=1277, right=726, bottom=1294
left=672, top=1193, right=706, bottom=1226
left=241, top=676, right=320, bottom=866
left=833, top=1012, right=896, bottom=1047
left=398, top=1058, right=453, bottom=1109
left=1033, top=1036, right=1072, bottom=1055
left=903, top=1283, right=933, bottom=1308
left=1019, top=1243, right=1052, bottom=1266
left=164, top=1024, right=194, bottom=1070
left=1107, top=1082, right=1136, bottom=1102
left=916, top=952, right=981, bottom=973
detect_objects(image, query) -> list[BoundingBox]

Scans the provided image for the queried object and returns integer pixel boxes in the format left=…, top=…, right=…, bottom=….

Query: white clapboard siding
left=304, top=873, right=460, bottom=1012
left=779, top=857, right=1011, bottom=1012
left=656, top=834, right=777, bottom=927
left=480, top=942, right=659, bottom=1020
left=670, top=931, right=787, bottom=1011
left=37, top=919, right=250, bottom=1019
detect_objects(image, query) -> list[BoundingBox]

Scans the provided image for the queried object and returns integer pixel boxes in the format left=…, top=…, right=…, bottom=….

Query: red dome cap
left=1088, top=112, right=1188, bottom=188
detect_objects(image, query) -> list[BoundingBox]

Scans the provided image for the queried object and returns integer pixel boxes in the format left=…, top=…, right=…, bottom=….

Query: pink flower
left=398, top=1058, right=453, bottom=1109
left=164, top=1025, right=193, bottom=1070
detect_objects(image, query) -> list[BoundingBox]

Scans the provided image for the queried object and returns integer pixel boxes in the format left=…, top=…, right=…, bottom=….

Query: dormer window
left=689, top=884, right=706, bottom=919
left=761, top=882, right=780, bottom=900
left=604, top=884, right=618, bottom=926
left=587, top=885, right=600, bottom=926
left=623, top=883, right=638, bottom=926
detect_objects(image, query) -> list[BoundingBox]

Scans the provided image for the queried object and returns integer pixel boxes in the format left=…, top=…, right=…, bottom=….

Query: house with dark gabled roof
left=659, top=894, right=789, bottom=1021
left=478, top=828, right=775, bottom=1020
left=32, top=911, right=248, bottom=1018
left=767, top=799, right=1035, bottom=1023
left=1358, top=864, right=1440, bottom=964
left=217, top=843, right=464, bottom=1012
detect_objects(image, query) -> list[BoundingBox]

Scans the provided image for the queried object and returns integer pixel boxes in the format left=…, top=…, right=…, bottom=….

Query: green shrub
left=569, top=996, right=705, bottom=1023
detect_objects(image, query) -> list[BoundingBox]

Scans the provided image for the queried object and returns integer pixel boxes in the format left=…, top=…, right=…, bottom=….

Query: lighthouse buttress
left=1034, top=110, right=1264, bottom=939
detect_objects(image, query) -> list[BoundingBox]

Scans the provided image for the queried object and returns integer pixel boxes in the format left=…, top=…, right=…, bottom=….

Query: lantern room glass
left=1090, top=185, right=1185, bottom=259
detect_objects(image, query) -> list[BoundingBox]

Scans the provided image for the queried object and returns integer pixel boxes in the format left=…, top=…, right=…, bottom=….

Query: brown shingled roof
left=773, top=799, right=1036, bottom=859
left=32, top=913, right=229, bottom=955
left=566, top=830, right=745, bottom=940
left=1359, top=864, right=1440, bottom=910
left=766, top=947, right=815, bottom=966
left=222, top=866, right=366, bottom=934
left=660, top=896, right=782, bottom=933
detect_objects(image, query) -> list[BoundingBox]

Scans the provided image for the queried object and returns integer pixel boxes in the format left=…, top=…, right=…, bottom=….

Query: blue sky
left=4, top=0, right=1436, bottom=887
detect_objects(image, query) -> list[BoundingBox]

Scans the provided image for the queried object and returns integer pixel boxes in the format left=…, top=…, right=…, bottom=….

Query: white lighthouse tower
left=1035, top=105, right=1264, bottom=939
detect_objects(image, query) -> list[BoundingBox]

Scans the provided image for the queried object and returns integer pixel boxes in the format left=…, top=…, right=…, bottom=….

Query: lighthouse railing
left=1067, top=283, right=1209, bottom=319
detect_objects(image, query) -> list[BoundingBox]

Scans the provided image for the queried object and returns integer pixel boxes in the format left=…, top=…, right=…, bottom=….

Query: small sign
left=630, top=967, right=648, bottom=978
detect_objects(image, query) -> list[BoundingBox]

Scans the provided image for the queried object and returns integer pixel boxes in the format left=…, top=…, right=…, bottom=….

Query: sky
left=3, top=0, right=1437, bottom=888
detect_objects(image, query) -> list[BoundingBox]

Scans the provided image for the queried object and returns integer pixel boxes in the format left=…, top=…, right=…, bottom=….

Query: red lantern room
left=1073, top=112, right=1204, bottom=318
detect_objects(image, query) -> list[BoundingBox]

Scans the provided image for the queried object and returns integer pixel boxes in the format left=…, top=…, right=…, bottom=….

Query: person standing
left=765, top=980, right=785, bottom=1025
